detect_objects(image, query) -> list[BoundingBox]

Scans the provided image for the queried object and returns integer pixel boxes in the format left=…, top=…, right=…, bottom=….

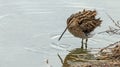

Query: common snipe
left=59, top=9, right=102, bottom=49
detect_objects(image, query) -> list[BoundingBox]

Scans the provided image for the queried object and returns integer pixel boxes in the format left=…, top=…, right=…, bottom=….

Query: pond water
left=0, top=0, right=120, bottom=67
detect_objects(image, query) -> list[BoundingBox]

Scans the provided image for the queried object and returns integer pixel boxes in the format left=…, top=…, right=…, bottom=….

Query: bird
left=58, top=9, right=102, bottom=49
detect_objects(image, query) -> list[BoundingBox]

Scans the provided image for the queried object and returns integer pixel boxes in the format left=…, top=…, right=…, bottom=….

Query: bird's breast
left=68, top=26, right=87, bottom=39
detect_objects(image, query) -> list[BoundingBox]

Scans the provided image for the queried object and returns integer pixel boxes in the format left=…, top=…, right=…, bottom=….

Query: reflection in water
left=61, top=48, right=95, bottom=67
left=58, top=41, right=120, bottom=67
left=51, top=32, right=120, bottom=67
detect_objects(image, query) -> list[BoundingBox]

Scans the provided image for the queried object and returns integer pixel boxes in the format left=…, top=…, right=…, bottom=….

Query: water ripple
left=50, top=42, right=71, bottom=51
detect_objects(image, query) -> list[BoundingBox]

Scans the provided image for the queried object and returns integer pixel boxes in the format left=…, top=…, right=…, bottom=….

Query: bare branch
left=99, top=13, right=120, bottom=35
left=105, top=12, right=120, bottom=28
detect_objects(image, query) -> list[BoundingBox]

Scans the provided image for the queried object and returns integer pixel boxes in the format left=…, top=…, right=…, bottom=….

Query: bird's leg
left=81, top=38, right=84, bottom=49
left=85, top=38, right=88, bottom=49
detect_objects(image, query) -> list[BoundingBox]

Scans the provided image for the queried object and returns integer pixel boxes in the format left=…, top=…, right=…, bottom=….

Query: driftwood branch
left=100, top=41, right=120, bottom=52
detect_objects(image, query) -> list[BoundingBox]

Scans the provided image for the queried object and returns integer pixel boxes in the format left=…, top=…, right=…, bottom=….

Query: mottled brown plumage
left=59, top=9, right=102, bottom=49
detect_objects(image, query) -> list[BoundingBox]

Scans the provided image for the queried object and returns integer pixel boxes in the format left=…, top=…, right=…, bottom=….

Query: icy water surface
left=0, top=0, right=120, bottom=67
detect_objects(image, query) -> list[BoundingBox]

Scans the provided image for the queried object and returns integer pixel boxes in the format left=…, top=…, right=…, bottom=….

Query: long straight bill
left=58, top=26, right=68, bottom=41
left=58, top=21, right=73, bottom=41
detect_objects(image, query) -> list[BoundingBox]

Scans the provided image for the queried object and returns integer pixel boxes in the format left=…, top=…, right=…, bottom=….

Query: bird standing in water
left=58, top=9, right=102, bottom=49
